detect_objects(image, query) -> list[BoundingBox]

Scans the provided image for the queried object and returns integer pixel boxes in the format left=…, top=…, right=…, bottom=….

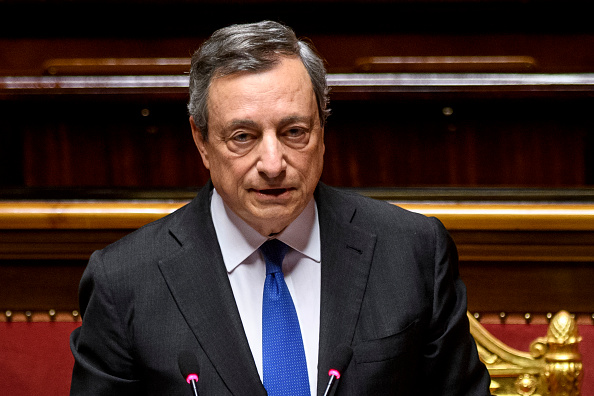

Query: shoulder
left=78, top=197, right=199, bottom=312
left=316, top=183, right=442, bottom=235
left=99, top=202, right=187, bottom=259
left=89, top=184, right=212, bottom=278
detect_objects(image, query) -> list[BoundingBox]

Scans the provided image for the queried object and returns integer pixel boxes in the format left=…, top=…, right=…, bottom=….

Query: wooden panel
left=40, top=55, right=539, bottom=76
left=4, top=34, right=594, bottom=77
left=10, top=100, right=207, bottom=188
left=463, top=261, right=594, bottom=314
left=0, top=262, right=85, bottom=311
left=0, top=230, right=132, bottom=260
left=43, top=58, right=191, bottom=76
left=323, top=98, right=589, bottom=187
left=354, top=56, right=538, bottom=73
left=453, top=231, right=594, bottom=262
left=2, top=1, right=594, bottom=75
left=1, top=75, right=592, bottom=189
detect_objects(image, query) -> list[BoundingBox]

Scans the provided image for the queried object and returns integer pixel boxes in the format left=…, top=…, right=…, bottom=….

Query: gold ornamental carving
left=541, top=311, right=583, bottom=396
left=468, top=310, right=583, bottom=396
left=515, top=374, right=537, bottom=395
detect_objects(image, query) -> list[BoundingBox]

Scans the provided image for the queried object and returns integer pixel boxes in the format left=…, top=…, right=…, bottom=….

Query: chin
left=254, top=212, right=294, bottom=234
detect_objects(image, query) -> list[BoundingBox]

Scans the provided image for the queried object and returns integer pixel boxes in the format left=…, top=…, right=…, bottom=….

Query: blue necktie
left=261, top=239, right=310, bottom=396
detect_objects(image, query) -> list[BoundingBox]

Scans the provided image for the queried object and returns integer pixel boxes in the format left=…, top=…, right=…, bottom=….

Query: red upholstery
left=0, top=322, right=80, bottom=396
left=0, top=322, right=592, bottom=395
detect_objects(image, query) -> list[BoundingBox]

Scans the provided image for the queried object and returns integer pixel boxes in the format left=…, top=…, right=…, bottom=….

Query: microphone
left=178, top=350, right=200, bottom=396
left=323, top=344, right=353, bottom=396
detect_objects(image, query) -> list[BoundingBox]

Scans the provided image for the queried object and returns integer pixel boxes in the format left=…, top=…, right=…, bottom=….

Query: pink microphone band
left=186, top=374, right=199, bottom=384
left=328, top=369, right=341, bottom=379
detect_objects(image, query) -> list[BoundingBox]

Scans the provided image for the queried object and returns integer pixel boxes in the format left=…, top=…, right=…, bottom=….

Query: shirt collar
left=210, top=188, right=321, bottom=274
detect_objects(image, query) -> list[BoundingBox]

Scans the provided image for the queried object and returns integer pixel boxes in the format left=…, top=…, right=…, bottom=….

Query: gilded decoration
left=469, top=310, right=583, bottom=396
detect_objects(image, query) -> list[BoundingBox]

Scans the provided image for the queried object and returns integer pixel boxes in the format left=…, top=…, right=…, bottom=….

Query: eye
left=280, top=127, right=310, bottom=149
left=286, top=127, right=305, bottom=138
left=224, top=131, right=258, bottom=154
left=282, top=126, right=309, bottom=141
left=232, top=132, right=252, bottom=142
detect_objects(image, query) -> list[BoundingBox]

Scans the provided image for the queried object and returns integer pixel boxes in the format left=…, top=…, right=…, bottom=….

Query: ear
left=190, top=116, right=210, bottom=169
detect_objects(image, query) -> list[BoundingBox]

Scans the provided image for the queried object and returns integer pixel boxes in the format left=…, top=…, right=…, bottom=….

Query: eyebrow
left=225, top=115, right=313, bottom=131
left=278, top=115, right=313, bottom=127
left=227, top=119, right=259, bottom=130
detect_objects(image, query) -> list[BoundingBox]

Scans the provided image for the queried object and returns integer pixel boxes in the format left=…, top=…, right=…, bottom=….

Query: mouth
left=250, top=187, right=295, bottom=199
left=257, top=188, right=290, bottom=197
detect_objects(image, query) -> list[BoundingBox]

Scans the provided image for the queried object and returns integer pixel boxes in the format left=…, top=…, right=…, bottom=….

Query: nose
left=256, top=133, right=286, bottom=178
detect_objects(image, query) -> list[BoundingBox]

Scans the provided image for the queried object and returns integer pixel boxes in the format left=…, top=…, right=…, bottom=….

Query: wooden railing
left=3, top=72, right=594, bottom=98
left=2, top=199, right=594, bottom=261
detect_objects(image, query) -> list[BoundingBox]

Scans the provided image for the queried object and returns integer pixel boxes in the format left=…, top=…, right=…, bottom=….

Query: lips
left=250, top=187, right=295, bottom=199
left=258, top=188, right=289, bottom=196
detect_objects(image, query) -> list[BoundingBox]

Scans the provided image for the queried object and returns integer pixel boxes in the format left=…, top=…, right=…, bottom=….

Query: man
left=70, top=21, right=491, bottom=395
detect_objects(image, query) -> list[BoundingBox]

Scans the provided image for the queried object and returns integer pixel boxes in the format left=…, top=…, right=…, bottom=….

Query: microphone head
left=178, top=350, right=200, bottom=383
left=328, top=344, right=353, bottom=379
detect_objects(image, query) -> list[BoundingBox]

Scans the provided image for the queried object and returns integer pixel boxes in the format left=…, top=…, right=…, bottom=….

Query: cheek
left=306, top=147, right=324, bottom=176
left=211, top=155, right=253, bottom=187
left=291, top=155, right=323, bottom=193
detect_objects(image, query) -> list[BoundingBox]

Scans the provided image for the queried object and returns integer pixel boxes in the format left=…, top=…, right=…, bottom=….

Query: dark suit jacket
left=70, top=182, right=491, bottom=395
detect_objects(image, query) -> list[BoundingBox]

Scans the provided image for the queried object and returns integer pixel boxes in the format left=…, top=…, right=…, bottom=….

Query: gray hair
left=188, top=20, right=330, bottom=141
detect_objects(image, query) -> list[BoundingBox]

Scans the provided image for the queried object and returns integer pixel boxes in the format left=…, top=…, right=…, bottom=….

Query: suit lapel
left=315, top=184, right=377, bottom=395
left=158, top=184, right=266, bottom=396
left=156, top=182, right=375, bottom=396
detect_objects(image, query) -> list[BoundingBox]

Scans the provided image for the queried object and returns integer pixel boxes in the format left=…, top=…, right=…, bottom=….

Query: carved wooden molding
left=3, top=73, right=594, bottom=98
left=2, top=201, right=594, bottom=261
left=470, top=310, right=583, bottom=395
left=2, top=201, right=594, bottom=230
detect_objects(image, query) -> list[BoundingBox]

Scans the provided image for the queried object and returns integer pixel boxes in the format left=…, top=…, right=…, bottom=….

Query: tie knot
left=260, top=239, right=289, bottom=275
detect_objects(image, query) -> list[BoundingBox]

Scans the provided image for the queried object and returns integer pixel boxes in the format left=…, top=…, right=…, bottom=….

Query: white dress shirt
left=210, top=188, right=321, bottom=395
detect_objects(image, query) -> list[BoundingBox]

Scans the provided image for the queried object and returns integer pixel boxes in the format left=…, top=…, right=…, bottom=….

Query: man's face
left=190, top=56, right=325, bottom=236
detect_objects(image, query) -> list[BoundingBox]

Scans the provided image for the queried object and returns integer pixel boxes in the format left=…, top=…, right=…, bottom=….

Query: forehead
left=207, top=57, right=317, bottom=124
